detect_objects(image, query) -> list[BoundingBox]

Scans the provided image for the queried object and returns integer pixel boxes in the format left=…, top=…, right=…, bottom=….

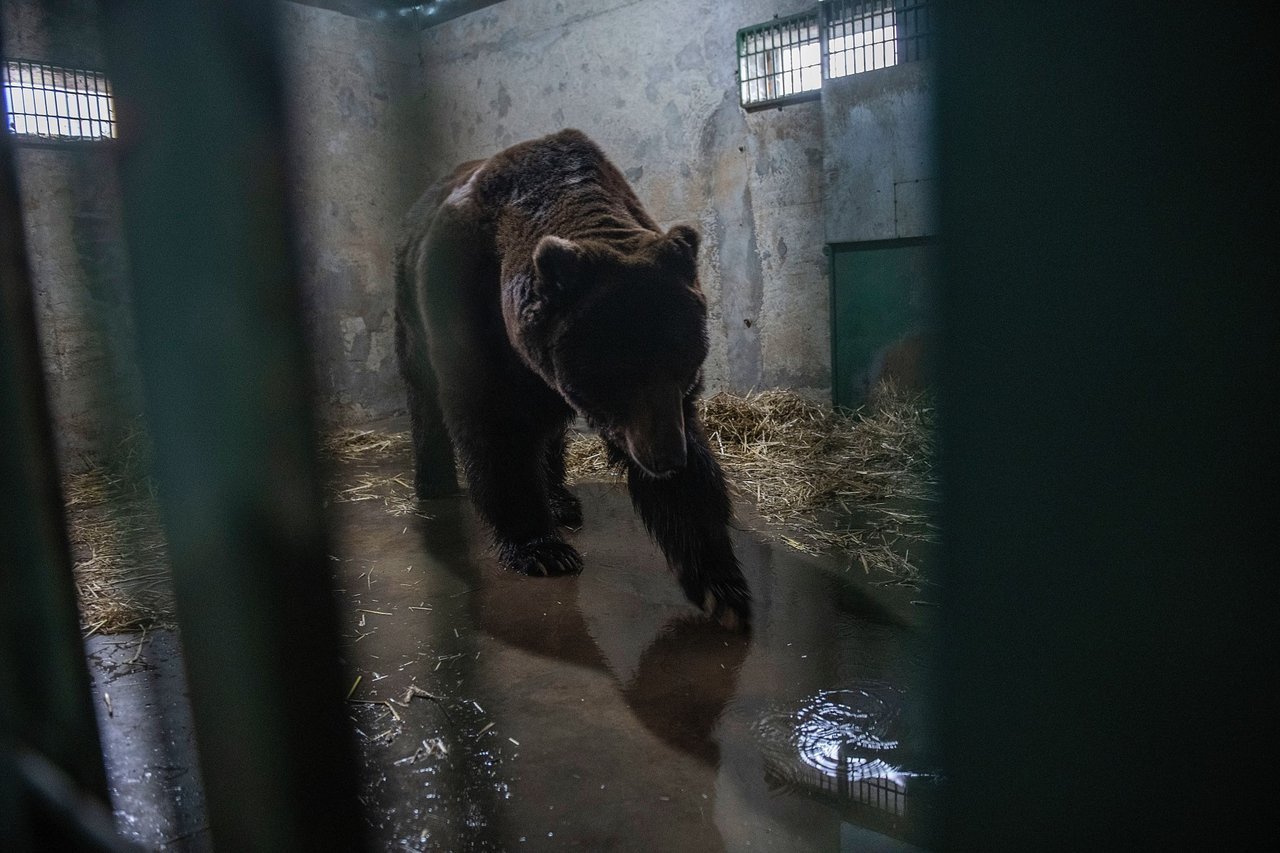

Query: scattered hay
left=63, top=431, right=176, bottom=636
left=65, top=385, right=934, bottom=635
left=322, top=428, right=424, bottom=517
left=266, top=389, right=938, bottom=584
left=567, top=382, right=937, bottom=584
left=65, top=427, right=423, bottom=634
left=562, top=432, right=618, bottom=479
left=321, top=427, right=410, bottom=462
left=330, top=470, right=426, bottom=518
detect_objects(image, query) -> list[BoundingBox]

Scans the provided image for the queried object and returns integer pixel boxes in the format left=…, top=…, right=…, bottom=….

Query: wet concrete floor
left=87, top=457, right=940, bottom=851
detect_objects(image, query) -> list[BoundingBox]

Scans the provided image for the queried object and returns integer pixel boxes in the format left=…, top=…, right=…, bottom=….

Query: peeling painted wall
left=824, top=61, right=937, bottom=402
left=415, top=0, right=831, bottom=394
left=824, top=61, right=936, bottom=243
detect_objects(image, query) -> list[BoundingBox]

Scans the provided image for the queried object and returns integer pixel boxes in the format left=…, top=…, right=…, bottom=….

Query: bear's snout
left=623, top=385, right=688, bottom=478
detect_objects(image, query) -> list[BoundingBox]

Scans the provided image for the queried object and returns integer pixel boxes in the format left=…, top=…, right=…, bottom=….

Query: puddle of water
left=83, top=451, right=938, bottom=850
left=330, top=456, right=940, bottom=851
left=754, top=683, right=940, bottom=839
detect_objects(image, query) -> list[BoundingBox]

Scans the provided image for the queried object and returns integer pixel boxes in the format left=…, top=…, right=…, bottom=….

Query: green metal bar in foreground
left=98, top=2, right=364, bottom=849
left=0, top=19, right=115, bottom=850
left=933, top=2, right=1274, bottom=849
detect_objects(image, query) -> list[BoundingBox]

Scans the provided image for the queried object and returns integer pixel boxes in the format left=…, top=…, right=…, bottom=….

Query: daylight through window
left=737, top=1, right=934, bottom=109
left=737, top=12, right=823, bottom=108
left=3, top=59, right=116, bottom=141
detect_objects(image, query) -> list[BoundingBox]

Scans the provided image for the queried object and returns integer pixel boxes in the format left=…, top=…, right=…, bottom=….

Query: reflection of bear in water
left=395, top=129, right=749, bottom=628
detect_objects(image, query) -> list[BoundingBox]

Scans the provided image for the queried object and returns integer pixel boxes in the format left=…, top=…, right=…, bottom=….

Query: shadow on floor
left=86, top=459, right=940, bottom=851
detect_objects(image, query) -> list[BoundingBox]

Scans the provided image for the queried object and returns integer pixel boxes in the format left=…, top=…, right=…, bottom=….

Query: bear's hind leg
left=394, top=290, right=458, bottom=499
left=617, top=419, right=751, bottom=630
left=456, top=423, right=583, bottom=577
left=544, top=428, right=583, bottom=530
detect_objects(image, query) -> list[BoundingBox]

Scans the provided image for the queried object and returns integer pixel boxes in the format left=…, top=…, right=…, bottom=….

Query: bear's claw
left=498, top=536, right=583, bottom=577
left=699, top=578, right=752, bottom=632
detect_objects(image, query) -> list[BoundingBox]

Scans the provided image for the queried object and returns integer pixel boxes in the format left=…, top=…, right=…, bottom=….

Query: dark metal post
left=1, top=18, right=114, bottom=851
left=934, top=2, right=1275, bottom=849
left=98, top=2, right=364, bottom=849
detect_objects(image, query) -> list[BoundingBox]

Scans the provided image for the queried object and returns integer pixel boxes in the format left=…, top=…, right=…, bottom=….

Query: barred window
left=737, top=11, right=823, bottom=108
left=827, top=1, right=933, bottom=78
left=3, top=59, right=116, bottom=141
left=737, top=1, right=934, bottom=109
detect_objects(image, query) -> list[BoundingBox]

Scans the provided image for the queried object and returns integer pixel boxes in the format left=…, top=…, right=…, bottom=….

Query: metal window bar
left=736, top=10, right=823, bottom=109
left=3, top=58, right=116, bottom=141
left=737, top=2, right=933, bottom=108
left=824, top=1, right=934, bottom=80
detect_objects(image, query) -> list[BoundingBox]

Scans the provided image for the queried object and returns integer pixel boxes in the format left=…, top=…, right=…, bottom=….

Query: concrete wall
left=822, top=60, right=937, bottom=400
left=9, top=146, right=139, bottom=467
left=3, top=0, right=142, bottom=468
left=5, top=1, right=428, bottom=452
left=415, top=0, right=831, bottom=394
left=281, top=2, right=427, bottom=424
left=9, top=0, right=938, bottom=448
left=824, top=60, right=936, bottom=243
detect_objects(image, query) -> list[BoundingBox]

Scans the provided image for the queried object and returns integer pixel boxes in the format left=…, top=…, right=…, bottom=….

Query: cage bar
left=1, top=30, right=116, bottom=851
left=98, top=1, right=365, bottom=849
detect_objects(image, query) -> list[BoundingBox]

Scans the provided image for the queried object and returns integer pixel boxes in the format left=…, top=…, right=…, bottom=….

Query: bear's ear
left=533, top=236, right=583, bottom=291
left=664, top=224, right=701, bottom=271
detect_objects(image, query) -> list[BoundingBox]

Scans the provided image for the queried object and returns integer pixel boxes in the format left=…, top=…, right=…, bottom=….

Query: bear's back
left=473, top=130, right=658, bottom=254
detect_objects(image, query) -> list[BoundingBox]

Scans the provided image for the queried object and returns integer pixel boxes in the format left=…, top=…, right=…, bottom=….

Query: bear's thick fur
left=394, top=129, right=749, bottom=628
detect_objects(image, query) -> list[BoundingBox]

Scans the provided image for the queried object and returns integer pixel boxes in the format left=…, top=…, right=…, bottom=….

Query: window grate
left=737, top=11, right=823, bottom=109
left=3, top=58, right=116, bottom=142
left=826, top=0, right=934, bottom=79
left=736, top=2, right=934, bottom=109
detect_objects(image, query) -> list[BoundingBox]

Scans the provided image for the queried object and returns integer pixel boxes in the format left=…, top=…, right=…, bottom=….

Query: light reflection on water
left=755, top=683, right=931, bottom=816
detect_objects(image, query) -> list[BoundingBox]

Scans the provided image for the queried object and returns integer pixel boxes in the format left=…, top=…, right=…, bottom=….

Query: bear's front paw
left=695, top=575, right=752, bottom=633
left=498, top=535, right=583, bottom=577
left=549, top=488, right=583, bottom=530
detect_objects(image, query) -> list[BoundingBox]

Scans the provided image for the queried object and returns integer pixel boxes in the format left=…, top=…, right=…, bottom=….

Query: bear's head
left=526, top=225, right=708, bottom=479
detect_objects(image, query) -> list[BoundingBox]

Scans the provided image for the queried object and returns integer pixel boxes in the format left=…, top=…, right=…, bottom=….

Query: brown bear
left=394, top=129, right=749, bottom=629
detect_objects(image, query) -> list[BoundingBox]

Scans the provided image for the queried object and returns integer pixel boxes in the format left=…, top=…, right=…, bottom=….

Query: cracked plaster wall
left=824, top=61, right=936, bottom=243
left=415, top=0, right=831, bottom=394
left=11, top=0, right=936, bottom=440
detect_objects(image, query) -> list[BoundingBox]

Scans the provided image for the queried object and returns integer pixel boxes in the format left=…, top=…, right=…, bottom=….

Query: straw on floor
left=66, top=383, right=934, bottom=633
left=567, top=382, right=936, bottom=582
left=63, top=429, right=175, bottom=636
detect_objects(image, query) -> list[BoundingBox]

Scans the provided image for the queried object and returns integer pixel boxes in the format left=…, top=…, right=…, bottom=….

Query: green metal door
left=829, top=238, right=936, bottom=409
